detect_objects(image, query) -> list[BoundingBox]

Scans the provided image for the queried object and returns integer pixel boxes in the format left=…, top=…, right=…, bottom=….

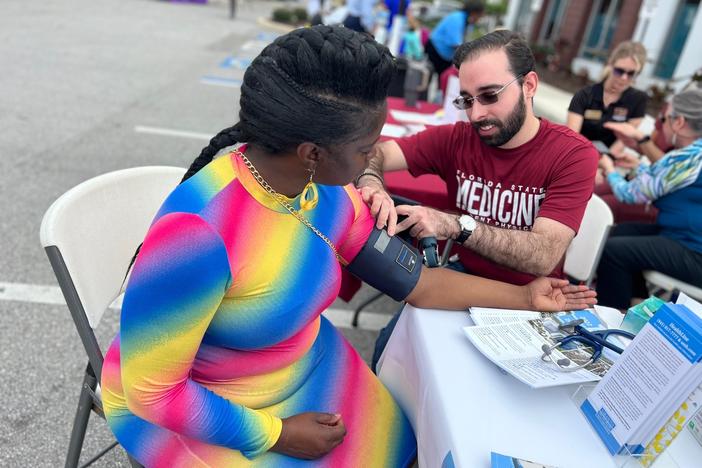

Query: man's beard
left=472, top=94, right=527, bottom=147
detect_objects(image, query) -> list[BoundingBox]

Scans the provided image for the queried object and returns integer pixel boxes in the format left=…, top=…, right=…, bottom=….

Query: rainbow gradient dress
left=101, top=152, right=417, bottom=467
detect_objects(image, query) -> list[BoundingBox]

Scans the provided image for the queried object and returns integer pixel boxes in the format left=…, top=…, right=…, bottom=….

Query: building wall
left=611, top=0, right=644, bottom=47
left=632, top=0, right=683, bottom=90
left=530, top=0, right=549, bottom=43
left=672, top=6, right=702, bottom=90
left=555, top=0, right=593, bottom=68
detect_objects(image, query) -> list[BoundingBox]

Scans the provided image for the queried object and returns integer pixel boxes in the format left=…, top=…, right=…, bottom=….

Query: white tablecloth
left=377, top=305, right=700, bottom=468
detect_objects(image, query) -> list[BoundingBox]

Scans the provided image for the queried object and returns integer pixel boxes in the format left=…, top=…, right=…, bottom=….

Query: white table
left=377, top=305, right=700, bottom=468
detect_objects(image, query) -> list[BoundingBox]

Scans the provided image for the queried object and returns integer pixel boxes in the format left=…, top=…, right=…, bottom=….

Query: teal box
left=620, top=296, right=666, bottom=335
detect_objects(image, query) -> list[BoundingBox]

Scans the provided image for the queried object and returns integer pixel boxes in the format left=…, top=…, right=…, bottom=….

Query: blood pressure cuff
left=346, top=227, right=422, bottom=301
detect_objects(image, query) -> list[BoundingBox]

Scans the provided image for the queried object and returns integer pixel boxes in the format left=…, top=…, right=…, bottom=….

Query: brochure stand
left=570, top=385, right=680, bottom=468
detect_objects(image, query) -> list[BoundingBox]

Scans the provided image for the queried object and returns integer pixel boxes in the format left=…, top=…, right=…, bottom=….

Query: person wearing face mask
left=595, top=87, right=702, bottom=311
left=356, top=30, right=599, bottom=372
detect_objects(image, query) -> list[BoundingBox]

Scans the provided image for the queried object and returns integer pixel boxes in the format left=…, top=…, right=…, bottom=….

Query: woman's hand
left=526, top=278, right=597, bottom=312
left=603, top=122, right=645, bottom=150
left=271, top=412, right=346, bottom=460
left=598, top=154, right=616, bottom=175
left=358, top=182, right=398, bottom=235
left=613, top=152, right=640, bottom=170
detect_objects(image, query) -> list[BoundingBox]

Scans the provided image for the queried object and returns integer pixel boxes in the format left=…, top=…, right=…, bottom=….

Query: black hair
left=453, top=29, right=534, bottom=82
left=463, top=0, right=485, bottom=16
left=462, top=0, right=485, bottom=30
left=125, top=26, right=396, bottom=280
left=181, top=25, right=396, bottom=182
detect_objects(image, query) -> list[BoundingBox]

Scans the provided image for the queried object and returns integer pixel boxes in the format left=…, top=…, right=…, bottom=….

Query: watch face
left=459, top=215, right=476, bottom=232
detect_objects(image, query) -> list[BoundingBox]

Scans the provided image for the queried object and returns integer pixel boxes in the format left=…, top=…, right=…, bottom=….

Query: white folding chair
left=644, top=270, right=702, bottom=301
left=40, top=166, right=185, bottom=467
left=563, top=194, right=614, bottom=287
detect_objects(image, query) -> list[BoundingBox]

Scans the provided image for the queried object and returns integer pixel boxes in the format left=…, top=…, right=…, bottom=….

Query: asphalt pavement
left=0, top=1, right=400, bottom=465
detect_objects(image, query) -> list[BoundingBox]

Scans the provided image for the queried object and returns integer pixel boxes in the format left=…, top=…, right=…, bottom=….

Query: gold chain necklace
left=236, top=150, right=348, bottom=266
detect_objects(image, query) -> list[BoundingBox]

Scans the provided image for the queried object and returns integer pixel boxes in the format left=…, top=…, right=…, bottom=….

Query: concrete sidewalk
left=535, top=82, right=573, bottom=124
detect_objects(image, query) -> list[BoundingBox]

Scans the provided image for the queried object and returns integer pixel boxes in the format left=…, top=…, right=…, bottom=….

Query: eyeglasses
left=452, top=74, right=523, bottom=110
left=612, top=67, right=638, bottom=79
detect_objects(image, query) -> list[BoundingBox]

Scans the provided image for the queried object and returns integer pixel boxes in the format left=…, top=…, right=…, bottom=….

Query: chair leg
left=352, top=291, right=385, bottom=327
left=128, top=454, right=144, bottom=468
left=65, top=370, right=98, bottom=468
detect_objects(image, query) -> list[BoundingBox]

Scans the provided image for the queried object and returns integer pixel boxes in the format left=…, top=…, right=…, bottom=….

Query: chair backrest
left=40, top=166, right=185, bottom=329
left=563, top=194, right=614, bottom=286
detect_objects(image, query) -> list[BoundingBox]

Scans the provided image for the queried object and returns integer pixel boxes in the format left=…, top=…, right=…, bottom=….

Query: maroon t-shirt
left=396, top=118, right=599, bottom=285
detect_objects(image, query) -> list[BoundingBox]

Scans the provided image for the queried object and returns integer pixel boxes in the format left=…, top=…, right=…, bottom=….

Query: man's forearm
left=464, top=223, right=565, bottom=277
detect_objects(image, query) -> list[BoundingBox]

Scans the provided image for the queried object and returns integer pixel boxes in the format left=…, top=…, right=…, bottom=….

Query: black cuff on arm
left=346, top=228, right=422, bottom=301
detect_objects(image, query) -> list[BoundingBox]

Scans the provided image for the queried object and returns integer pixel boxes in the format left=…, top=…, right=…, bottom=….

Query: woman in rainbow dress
left=101, top=25, right=596, bottom=467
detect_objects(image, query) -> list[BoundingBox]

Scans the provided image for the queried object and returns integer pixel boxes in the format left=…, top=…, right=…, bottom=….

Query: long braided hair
left=181, top=25, right=396, bottom=182
left=126, top=26, right=396, bottom=278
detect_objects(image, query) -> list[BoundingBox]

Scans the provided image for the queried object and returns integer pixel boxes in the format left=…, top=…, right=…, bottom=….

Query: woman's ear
left=672, top=114, right=687, bottom=132
left=296, top=142, right=322, bottom=171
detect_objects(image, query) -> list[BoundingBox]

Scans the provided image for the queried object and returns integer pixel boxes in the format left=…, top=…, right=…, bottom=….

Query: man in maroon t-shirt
left=362, top=30, right=598, bottom=372
left=359, top=30, right=598, bottom=286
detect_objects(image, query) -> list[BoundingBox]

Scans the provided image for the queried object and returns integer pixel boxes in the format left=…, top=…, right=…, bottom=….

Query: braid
left=129, top=25, right=395, bottom=276
left=181, top=125, right=243, bottom=182
left=262, top=57, right=361, bottom=112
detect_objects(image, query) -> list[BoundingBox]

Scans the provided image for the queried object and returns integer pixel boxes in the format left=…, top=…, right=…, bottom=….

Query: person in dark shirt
left=567, top=41, right=648, bottom=148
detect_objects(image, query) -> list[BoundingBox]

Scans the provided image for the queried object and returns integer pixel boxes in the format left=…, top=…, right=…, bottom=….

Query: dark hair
left=463, top=0, right=485, bottom=16
left=462, top=1, right=485, bottom=34
left=125, top=26, right=396, bottom=279
left=181, top=25, right=396, bottom=182
left=453, top=30, right=534, bottom=81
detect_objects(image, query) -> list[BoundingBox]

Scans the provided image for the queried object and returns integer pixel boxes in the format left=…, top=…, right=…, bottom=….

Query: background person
left=595, top=87, right=702, bottom=310
left=566, top=41, right=648, bottom=149
left=425, top=0, right=485, bottom=81
left=567, top=41, right=653, bottom=224
left=100, top=25, right=595, bottom=466
left=343, top=0, right=376, bottom=33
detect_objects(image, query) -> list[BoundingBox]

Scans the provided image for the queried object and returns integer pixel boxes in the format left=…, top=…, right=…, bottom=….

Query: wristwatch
left=455, top=214, right=476, bottom=244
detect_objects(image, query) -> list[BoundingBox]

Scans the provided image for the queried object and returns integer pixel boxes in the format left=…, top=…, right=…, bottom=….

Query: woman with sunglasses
left=595, top=86, right=702, bottom=311
left=567, top=41, right=648, bottom=149
left=567, top=41, right=655, bottom=224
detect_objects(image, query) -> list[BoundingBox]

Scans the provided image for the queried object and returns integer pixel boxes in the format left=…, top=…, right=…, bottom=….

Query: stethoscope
left=540, top=319, right=635, bottom=372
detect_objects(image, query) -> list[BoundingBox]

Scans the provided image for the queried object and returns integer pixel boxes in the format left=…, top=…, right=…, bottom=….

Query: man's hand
left=357, top=179, right=398, bottom=235
left=271, top=412, right=347, bottom=460
left=526, top=278, right=597, bottom=311
left=395, top=205, right=459, bottom=240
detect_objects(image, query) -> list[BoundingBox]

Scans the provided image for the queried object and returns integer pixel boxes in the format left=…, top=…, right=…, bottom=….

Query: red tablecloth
left=338, top=98, right=451, bottom=301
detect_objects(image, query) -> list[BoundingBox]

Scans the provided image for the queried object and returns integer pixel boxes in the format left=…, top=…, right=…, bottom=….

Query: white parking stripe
left=0, top=282, right=386, bottom=331
left=134, top=125, right=212, bottom=140
left=199, top=76, right=242, bottom=88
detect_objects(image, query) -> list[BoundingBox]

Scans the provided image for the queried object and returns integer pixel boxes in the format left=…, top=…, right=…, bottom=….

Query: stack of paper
left=581, top=302, right=702, bottom=457
left=463, top=308, right=614, bottom=388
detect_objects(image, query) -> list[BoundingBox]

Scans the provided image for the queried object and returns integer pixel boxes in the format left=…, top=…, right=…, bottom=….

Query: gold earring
left=300, top=167, right=318, bottom=210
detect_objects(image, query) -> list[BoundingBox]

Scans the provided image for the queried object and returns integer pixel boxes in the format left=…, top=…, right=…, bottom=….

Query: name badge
left=584, top=109, right=603, bottom=120
left=611, top=107, right=629, bottom=122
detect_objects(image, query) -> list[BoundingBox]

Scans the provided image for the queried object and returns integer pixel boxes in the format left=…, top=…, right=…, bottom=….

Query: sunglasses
left=612, top=67, right=638, bottom=79
left=452, top=74, right=523, bottom=110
